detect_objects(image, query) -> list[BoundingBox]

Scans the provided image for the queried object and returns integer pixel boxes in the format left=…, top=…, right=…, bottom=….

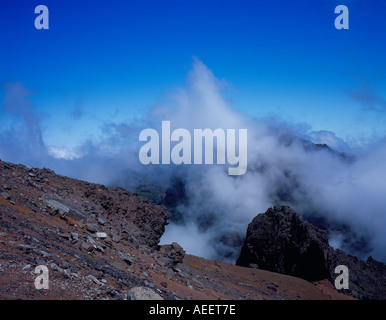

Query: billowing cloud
left=310, top=130, right=351, bottom=152
left=2, top=61, right=386, bottom=265
left=47, top=146, right=84, bottom=160
left=0, top=82, right=46, bottom=165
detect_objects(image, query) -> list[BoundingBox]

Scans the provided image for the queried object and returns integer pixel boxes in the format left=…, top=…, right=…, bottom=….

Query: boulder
left=237, top=206, right=331, bottom=281
left=236, top=205, right=386, bottom=299
left=159, top=242, right=185, bottom=266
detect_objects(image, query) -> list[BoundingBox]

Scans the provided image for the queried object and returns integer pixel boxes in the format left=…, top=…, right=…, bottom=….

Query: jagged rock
left=60, top=233, right=71, bottom=240
left=133, top=205, right=171, bottom=248
left=159, top=242, right=185, bottom=267
left=236, top=205, right=386, bottom=299
left=41, top=194, right=87, bottom=221
left=86, top=223, right=98, bottom=233
left=50, top=262, right=64, bottom=273
left=237, top=206, right=331, bottom=281
left=71, top=232, right=79, bottom=241
left=118, top=251, right=134, bottom=265
left=80, top=242, right=94, bottom=253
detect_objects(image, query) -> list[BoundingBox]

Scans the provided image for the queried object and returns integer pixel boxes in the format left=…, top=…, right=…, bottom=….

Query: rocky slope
left=236, top=206, right=386, bottom=299
left=0, top=159, right=352, bottom=300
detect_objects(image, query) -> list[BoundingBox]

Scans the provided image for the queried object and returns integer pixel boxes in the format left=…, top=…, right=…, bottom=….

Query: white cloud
left=47, top=146, right=84, bottom=160
left=3, top=60, right=386, bottom=263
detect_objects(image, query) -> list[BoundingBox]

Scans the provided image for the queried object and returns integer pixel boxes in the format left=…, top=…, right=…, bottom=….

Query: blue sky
left=1, top=0, right=386, bottom=150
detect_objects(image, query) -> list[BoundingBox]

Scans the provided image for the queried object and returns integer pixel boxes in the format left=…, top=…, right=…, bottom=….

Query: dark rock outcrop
left=236, top=205, right=386, bottom=299
left=158, top=242, right=186, bottom=267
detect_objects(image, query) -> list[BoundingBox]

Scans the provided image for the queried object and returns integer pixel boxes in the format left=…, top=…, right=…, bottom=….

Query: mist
left=1, top=59, right=386, bottom=263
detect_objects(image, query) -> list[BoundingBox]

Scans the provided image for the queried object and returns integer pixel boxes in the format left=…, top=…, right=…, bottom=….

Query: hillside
left=0, top=159, right=352, bottom=300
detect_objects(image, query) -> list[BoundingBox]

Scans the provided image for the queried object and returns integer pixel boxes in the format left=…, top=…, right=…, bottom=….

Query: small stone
left=186, top=281, right=194, bottom=289
left=192, top=278, right=204, bottom=289
left=97, top=217, right=105, bottom=225
left=71, top=232, right=79, bottom=241
left=267, top=285, right=277, bottom=292
left=110, top=261, right=126, bottom=272
left=104, top=235, right=113, bottom=245
left=1, top=192, right=11, bottom=201
left=88, top=275, right=102, bottom=285
left=109, top=290, right=122, bottom=300
left=50, top=263, right=63, bottom=273
left=80, top=242, right=94, bottom=252
left=147, top=282, right=155, bottom=288
left=22, top=264, right=32, bottom=271
left=86, top=223, right=98, bottom=233
left=86, top=235, right=96, bottom=244
left=119, top=251, right=134, bottom=265
left=112, top=234, right=120, bottom=243
left=95, top=232, right=107, bottom=239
